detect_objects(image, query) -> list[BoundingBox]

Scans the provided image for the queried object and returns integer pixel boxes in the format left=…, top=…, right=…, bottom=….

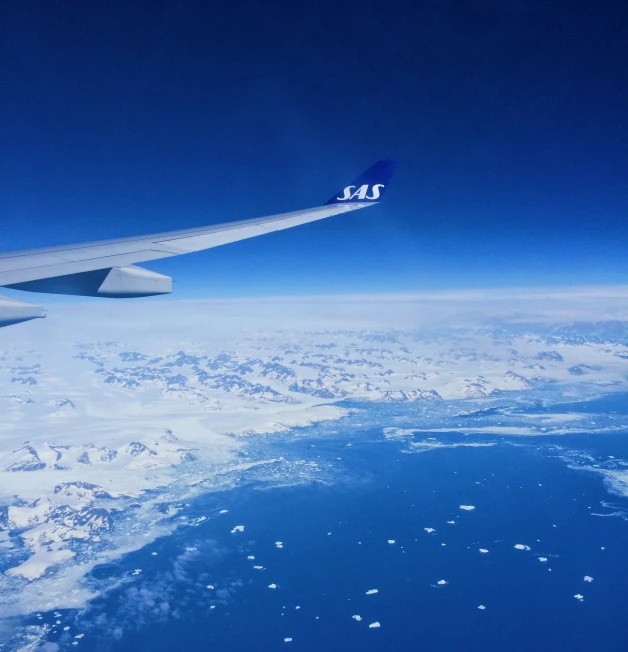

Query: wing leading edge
left=0, top=160, right=396, bottom=324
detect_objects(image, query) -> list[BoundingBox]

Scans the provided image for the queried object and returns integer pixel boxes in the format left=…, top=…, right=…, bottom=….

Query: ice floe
left=574, top=594, right=584, bottom=601
left=268, top=583, right=277, bottom=589
left=514, top=544, right=531, bottom=551
left=584, top=576, right=594, bottom=582
left=352, top=615, right=362, bottom=621
left=365, top=589, right=378, bottom=595
left=478, top=605, right=486, bottom=610
left=424, top=527, right=435, bottom=533
left=369, top=622, right=381, bottom=628
left=231, top=525, right=245, bottom=534
left=247, top=555, right=255, bottom=560
left=459, top=505, right=475, bottom=511
left=538, top=557, right=548, bottom=562
left=479, top=548, right=489, bottom=553
left=284, top=638, right=292, bottom=642
left=275, top=541, right=284, bottom=548
left=387, top=539, right=396, bottom=544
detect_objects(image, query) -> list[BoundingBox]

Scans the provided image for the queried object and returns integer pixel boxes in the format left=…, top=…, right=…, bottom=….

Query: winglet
left=325, top=160, right=397, bottom=205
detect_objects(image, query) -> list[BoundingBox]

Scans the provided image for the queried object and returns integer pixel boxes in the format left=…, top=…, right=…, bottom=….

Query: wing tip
left=325, top=160, right=397, bottom=205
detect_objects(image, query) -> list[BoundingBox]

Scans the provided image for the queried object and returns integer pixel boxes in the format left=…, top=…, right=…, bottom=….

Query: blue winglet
left=325, top=160, right=397, bottom=205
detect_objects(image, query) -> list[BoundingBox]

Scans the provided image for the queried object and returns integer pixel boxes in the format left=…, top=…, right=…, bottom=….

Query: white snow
left=2, top=293, right=628, bottom=623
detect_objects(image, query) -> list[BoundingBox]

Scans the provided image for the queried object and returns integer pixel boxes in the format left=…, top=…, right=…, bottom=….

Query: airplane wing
left=0, top=160, right=397, bottom=327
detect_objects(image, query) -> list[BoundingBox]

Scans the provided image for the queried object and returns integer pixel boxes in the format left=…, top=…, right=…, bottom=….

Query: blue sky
left=1, top=0, right=627, bottom=298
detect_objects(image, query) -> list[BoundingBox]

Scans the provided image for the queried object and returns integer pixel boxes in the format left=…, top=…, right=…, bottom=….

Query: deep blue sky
left=1, top=0, right=627, bottom=297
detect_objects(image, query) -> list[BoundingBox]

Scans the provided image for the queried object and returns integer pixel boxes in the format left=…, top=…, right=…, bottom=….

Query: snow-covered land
left=2, top=289, right=628, bottom=617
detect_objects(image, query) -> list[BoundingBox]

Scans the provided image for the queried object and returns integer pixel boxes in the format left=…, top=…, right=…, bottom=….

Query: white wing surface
left=0, top=160, right=397, bottom=326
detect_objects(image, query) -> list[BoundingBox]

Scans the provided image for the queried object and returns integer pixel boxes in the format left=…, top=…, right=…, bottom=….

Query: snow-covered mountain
left=1, top=314, right=628, bottom=619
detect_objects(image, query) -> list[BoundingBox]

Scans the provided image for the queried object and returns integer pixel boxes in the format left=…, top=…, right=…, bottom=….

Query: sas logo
left=336, top=184, right=385, bottom=201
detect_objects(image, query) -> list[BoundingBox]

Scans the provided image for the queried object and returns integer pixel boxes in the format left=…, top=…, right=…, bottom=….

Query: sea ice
left=584, top=576, right=593, bottom=582
left=352, top=615, right=362, bottom=621
left=478, top=605, right=486, bottom=610
left=574, top=594, right=584, bottom=601
left=387, top=540, right=396, bottom=544
left=365, top=589, right=378, bottom=595
left=514, top=544, right=531, bottom=551
left=538, top=557, right=548, bottom=562
left=459, top=505, right=475, bottom=511
left=479, top=549, right=489, bottom=553
left=424, top=527, right=435, bottom=533
left=284, top=638, right=292, bottom=642
left=436, top=580, right=447, bottom=585
left=268, top=583, right=277, bottom=589
left=231, top=525, right=245, bottom=534
left=275, top=541, right=284, bottom=548
left=247, top=555, right=255, bottom=560
left=369, top=622, right=381, bottom=628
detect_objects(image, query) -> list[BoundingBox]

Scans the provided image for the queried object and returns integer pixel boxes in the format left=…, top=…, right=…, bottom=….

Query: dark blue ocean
left=29, top=394, right=628, bottom=651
